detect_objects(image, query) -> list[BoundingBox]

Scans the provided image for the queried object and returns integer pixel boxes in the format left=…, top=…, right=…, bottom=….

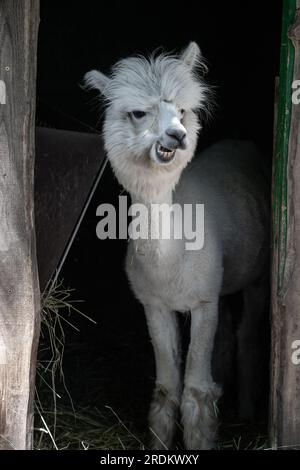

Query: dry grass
left=35, top=405, right=147, bottom=450
left=35, top=279, right=148, bottom=450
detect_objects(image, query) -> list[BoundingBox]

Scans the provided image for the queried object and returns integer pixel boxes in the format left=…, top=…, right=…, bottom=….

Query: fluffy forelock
left=103, top=52, right=208, bottom=112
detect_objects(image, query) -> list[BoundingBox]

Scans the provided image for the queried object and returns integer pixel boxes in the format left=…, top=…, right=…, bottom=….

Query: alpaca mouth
left=156, top=143, right=176, bottom=163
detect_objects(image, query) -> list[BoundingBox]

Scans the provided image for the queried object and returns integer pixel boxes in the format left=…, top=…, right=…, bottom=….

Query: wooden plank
left=270, top=0, right=300, bottom=449
left=0, top=1, right=40, bottom=449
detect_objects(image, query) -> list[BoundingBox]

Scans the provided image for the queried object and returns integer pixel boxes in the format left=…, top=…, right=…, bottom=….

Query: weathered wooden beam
left=270, top=0, right=300, bottom=449
left=0, top=1, right=40, bottom=449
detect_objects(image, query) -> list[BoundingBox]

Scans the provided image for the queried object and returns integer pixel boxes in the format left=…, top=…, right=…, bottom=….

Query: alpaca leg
left=181, top=301, right=221, bottom=450
left=237, top=277, right=269, bottom=420
left=144, top=305, right=181, bottom=450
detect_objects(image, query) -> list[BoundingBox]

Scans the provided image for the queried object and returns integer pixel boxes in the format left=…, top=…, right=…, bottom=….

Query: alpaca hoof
left=181, top=384, right=221, bottom=450
left=149, top=385, right=179, bottom=450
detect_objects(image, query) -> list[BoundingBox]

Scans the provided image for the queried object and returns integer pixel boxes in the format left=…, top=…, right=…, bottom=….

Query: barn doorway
left=35, top=0, right=283, bottom=449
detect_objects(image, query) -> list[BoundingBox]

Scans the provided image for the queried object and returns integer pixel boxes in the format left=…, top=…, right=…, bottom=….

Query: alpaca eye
left=180, top=109, right=185, bottom=114
left=131, top=111, right=146, bottom=119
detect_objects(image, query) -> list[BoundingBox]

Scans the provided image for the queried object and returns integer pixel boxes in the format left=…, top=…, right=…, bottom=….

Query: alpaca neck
left=130, top=189, right=176, bottom=259
left=131, top=189, right=173, bottom=207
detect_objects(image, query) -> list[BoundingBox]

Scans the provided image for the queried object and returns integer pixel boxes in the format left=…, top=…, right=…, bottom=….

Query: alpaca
left=84, top=42, right=269, bottom=450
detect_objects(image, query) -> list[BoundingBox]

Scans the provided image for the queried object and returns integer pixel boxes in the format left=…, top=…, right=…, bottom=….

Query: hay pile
left=35, top=280, right=146, bottom=450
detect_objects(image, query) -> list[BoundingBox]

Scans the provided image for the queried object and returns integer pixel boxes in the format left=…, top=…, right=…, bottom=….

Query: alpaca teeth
left=157, top=144, right=175, bottom=161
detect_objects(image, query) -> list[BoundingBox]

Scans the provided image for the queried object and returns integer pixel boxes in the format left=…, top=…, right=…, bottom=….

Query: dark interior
left=36, top=0, right=283, bottom=448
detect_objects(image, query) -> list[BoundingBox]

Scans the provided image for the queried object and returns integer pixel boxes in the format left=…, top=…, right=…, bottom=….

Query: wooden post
left=270, top=0, right=300, bottom=449
left=0, top=1, right=40, bottom=449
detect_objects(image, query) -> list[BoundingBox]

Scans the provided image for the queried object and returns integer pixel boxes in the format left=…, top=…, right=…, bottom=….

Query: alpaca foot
left=149, top=385, right=179, bottom=450
left=181, top=384, right=221, bottom=450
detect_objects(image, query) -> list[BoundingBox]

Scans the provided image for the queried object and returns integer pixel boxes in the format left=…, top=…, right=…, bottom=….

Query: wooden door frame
left=270, top=0, right=300, bottom=449
left=0, top=1, right=40, bottom=450
left=1, top=0, right=300, bottom=452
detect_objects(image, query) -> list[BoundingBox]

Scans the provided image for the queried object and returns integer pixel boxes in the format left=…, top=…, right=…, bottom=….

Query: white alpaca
left=84, top=42, right=269, bottom=449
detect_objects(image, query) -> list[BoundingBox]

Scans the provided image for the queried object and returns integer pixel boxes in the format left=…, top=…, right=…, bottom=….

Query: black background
left=37, top=0, right=282, bottom=152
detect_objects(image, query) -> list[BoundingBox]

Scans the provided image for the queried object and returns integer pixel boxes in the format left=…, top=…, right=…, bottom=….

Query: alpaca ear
left=180, top=42, right=202, bottom=69
left=84, top=70, right=110, bottom=95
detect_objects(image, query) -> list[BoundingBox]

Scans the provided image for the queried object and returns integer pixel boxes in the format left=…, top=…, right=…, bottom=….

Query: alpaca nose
left=166, top=127, right=187, bottom=148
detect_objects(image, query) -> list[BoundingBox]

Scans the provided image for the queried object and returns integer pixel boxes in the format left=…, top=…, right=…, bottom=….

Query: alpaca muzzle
left=166, top=127, right=187, bottom=149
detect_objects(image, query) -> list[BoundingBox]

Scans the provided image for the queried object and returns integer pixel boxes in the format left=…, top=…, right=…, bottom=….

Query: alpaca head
left=85, top=42, right=209, bottom=200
